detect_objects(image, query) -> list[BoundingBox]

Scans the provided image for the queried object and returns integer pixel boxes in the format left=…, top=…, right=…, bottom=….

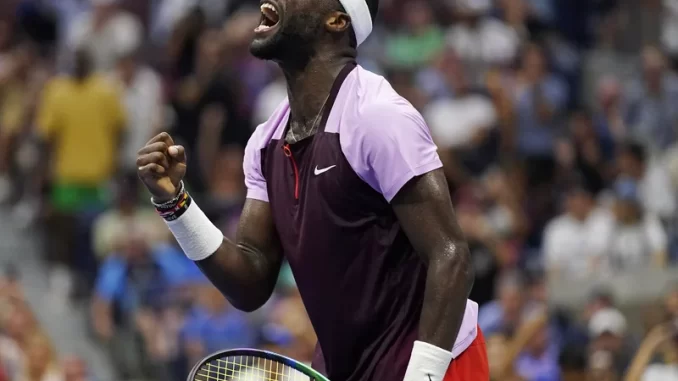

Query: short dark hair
left=618, top=141, right=647, bottom=164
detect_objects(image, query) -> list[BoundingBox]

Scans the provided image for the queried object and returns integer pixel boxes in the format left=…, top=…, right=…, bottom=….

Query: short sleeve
left=243, top=126, right=269, bottom=202
left=345, top=104, right=442, bottom=201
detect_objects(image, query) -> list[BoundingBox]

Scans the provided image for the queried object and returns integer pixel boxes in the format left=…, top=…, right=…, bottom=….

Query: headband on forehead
left=338, top=0, right=373, bottom=46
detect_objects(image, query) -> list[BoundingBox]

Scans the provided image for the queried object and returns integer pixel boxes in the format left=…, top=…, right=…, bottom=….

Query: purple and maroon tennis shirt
left=244, top=63, right=479, bottom=380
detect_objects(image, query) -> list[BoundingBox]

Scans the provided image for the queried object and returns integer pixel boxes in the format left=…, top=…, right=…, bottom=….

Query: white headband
left=338, top=0, right=373, bottom=46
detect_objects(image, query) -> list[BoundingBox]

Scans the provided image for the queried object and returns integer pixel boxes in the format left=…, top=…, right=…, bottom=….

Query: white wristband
left=165, top=200, right=224, bottom=261
left=403, top=341, right=453, bottom=381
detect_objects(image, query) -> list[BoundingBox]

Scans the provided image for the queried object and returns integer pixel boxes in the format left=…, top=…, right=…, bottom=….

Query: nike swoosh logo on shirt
left=314, top=165, right=337, bottom=175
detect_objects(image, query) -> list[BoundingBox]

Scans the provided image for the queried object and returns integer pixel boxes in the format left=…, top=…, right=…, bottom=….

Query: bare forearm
left=418, top=245, right=474, bottom=349
left=196, top=239, right=281, bottom=312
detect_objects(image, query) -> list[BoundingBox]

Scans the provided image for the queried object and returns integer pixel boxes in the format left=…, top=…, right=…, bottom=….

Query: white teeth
left=260, top=3, right=278, bottom=14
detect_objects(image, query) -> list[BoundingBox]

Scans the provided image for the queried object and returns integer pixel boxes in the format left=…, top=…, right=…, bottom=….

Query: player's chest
left=260, top=133, right=387, bottom=235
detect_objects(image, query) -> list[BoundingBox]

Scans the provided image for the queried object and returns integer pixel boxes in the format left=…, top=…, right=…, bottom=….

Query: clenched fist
left=137, top=132, right=187, bottom=203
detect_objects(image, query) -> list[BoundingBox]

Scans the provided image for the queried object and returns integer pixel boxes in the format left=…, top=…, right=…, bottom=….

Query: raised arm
left=391, top=168, right=474, bottom=350
left=137, top=133, right=282, bottom=312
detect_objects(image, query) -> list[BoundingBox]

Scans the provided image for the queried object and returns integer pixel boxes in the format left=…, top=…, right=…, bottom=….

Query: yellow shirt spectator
left=37, top=74, right=126, bottom=185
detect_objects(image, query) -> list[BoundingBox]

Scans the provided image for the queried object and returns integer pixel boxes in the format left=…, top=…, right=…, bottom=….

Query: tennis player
left=137, top=0, right=487, bottom=379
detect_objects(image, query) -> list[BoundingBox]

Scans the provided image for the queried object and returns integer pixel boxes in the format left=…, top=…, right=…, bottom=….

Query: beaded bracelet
left=152, top=181, right=192, bottom=221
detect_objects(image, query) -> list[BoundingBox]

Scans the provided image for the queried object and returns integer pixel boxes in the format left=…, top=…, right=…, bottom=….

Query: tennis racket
left=187, top=348, right=330, bottom=381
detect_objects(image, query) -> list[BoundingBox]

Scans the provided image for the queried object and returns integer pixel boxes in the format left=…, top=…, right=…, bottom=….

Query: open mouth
left=255, top=2, right=280, bottom=33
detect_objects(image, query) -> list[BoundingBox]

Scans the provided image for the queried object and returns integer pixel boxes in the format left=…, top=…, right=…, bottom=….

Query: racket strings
left=193, top=355, right=313, bottom=381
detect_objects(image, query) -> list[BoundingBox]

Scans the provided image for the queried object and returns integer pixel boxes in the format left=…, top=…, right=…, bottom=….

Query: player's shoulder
left=351, top=66, right=426, bottom=134
left=247, top=98, right=290, bottom=150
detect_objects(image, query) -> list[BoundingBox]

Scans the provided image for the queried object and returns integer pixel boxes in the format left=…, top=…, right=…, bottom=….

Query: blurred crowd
left=2, top=0, right=678, bottom=380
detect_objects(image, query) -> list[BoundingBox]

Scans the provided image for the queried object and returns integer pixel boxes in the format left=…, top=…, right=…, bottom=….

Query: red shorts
left=443, top=327, right=489, bottom=381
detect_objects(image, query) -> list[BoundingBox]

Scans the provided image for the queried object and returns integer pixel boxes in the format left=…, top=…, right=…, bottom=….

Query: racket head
left=187, top=348, right=330, bottom=381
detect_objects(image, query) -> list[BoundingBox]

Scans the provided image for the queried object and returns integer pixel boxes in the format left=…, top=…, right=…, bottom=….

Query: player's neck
left=281, top=52, right=354, bottom=132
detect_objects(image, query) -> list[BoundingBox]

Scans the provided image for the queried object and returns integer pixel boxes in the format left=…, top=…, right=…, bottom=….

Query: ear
left=325, top=10, right=351, bottom=34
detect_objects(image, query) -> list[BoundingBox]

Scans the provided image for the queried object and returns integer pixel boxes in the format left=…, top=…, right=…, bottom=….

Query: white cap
left=338, top=0, right=373, bottom=46
left=589, top=308, right=627, bottom=337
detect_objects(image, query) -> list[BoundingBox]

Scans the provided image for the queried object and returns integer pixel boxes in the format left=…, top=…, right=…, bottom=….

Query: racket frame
left=187, top=348, right=330, bottom=381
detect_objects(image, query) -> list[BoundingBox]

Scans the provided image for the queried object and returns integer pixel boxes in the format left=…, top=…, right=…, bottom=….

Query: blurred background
left=1, top=0, right=678, bottom=380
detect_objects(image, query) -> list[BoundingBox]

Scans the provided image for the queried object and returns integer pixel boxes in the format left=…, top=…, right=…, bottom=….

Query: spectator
left=61, top=356, right=88, bottom=381
left=514, top=314, right=561, bottom=381
left=166, top=6, right=206, bottom=80
left=384, top=1, right=444, bottom=69
left=66, top=0, right=143, bottom=73
left=0, top=40, right=46, bottom=204
left=588, top=307, right=635, bottom=377
left=91, top=231, right=194, bottom=379
left=91, top=174, right=167, bottom=260
left=542, top=181, right=612, bottom=277
left=0, top=264, right=23, bottom=304
left=458, top=204, right=501, bottom=307
left=593, top=76, right=627, bottom=161
left=446, top=0, right=521, bottom=84
left=559, top=344, right=588, bottom=381
left=583, top=287, right=617, bottom=323
left=663, top=0, right=678, bottom=59
left=18, top=333, right=63, bottom=381
left=489, top=308, right=552, bottom=381
left=1, top=301, right=42, bottom=381
left=221, top=8, right=276, bottom=116
left=512, top=43, right=568, bottom=179
left=0, top=303, right=26, bottom=381
left=423, top=51, right=498, bottom=178
left=478, top=270, right=540, bottom=336
left=602, top=177, right=668, bottom=270
left=110, top=43, right=164, bottom=174
left=265, top=286, right=317, bottom=364
left=616, top=141, right=677, bottom=221
left=182, top=285, right=258, bottom=367
left=625, top=323, right=678, bottom=381
left=623, top=285, right=678, bottom=381
left=564, top=110, right=608, bottom=192
left=37, top=47, right=126, bottom=294
left=169, top=28, right=250, bottom=197
left=624, top=46, right=678, bottom=154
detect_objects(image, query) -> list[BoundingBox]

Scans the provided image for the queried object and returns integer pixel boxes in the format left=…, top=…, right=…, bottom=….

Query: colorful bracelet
left=152, top=182, right=192, bottom=221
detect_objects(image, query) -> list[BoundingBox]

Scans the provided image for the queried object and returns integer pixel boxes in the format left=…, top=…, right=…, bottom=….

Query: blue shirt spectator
left=181, top=285, right=258, bottom=364
left=514, top=76, right=569, bottom=157
left=95, top=243, right=198, bottom=314
left=514, top=343, right=561, bottom=381
left=182, top=306, right=257, bottom=354
left=479, top=270, right=543, bottom=336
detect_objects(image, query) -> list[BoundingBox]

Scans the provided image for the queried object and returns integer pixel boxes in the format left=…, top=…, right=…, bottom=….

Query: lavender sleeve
left=342, top=104, right=443, bottom=202
left=243, top=125, right=269, bottom=202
